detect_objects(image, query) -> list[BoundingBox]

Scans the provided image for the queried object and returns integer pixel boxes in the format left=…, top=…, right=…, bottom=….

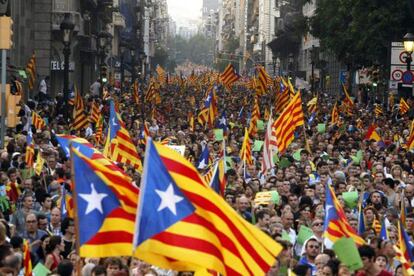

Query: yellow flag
left=35, top=151, right=45, bottom=176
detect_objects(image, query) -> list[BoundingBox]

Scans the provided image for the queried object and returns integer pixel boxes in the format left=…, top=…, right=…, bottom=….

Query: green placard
left=270, top=190, right=280, bottom=205
left=279, top=157, right=291, bottom=169
left=342, top=191, right=359, bottom=209
left=257, top=119, right=265, bottom=131
left=297, top=225, right=314, bottom=245
left=33, top=262, right=51, bottom=276
left=253, top=140, right=264, bottom=152
left=317, top=123, right=326, bottom=133
left=18, top=70, right=27, bottom=79
left=293, top=148, right=303, bottom=161
left=333, top=237, right=363, bottom=271
left=214, top=129, right=224, bottom=141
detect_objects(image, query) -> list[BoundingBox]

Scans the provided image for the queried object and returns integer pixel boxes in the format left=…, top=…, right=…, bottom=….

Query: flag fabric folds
left=90, top=100, right=100, bottom=124
left=32, top=112, right=45, bottom=130
left=274, top=83, right=290, bottom=114
left=208, top=158, right=226, bottom=196
left=103, top=100, right=142, bottom=171
left=272, top=93, right=304, bottom=154
left=374, top=104, right=383, bottom=117
left=197, top=89, right=217, bottom=128
left=400, top=98, right=410, bottom=115
left=262, top=113, right=277, bottom=174
left=72, top=88, right=89, bottom=131
left=364, top=125, right=382, bottom=142
left=72, top=147, right=139, bottom=257
left=197, top=146, right=211, bottom=170
left=26, top=53, right=36, bottom=91
left=133, top=139, right=281, bottom=275
left=324, top=184, right=365, bottom=248
left=240, top=128, right=253, bottom=165
left=220, top=64, right=240, bottom=89
left=256, top=65, right=272, bottom=95
left=307, top=97, right=318, bottom=114
left=156, top=65, right=166, bottom=85
left=23, top=239, right=32, bottom=276
left=25, top=126, right=35, bottom=167
left=331, top=103, right=339, bottom=126
left=248, top=97, right=260, bottom=137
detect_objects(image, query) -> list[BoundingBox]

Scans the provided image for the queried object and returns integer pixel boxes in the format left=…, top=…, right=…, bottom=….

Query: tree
left=311, top=0, right=414, bottom=67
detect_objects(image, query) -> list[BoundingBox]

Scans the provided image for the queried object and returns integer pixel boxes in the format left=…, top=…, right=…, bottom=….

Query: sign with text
left=51, top=61, right=75, bottom=71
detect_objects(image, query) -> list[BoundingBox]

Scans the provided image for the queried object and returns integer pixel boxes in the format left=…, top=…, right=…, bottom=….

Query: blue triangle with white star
left=72, top=150, right=120, bottom=245
left=197, top=146, right=210, bottom=170
left=134, top=138, right=195, bottom=247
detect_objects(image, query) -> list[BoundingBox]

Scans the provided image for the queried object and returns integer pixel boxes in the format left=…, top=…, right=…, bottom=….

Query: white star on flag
left=197, top=158, right=207, bottom=169
left=155, top=183, right=183, bottom=215
left=219, top=116, right=226, bottom=126
left=79, top=183, right=108, bottom=215
left=112, top=117, right=118, bottom=126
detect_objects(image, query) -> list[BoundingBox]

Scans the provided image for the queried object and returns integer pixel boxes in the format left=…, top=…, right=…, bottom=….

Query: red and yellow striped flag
left=133, top=79, right=140, bottom=105
left=156, top=65, right=166, bottom=85
left=72, top=88, right=89, bottom=131
left=406, top=120, right=414, bottom=150
left=23, top=240, right=32, bottom=276
left=248, top=97, right=260, bottom=137
left=400, top=98, right=410, bottom=115
left=307, top=97, right=318, bottom=114
left=272, top=93, right=304, bottom=154
left=95, top=115, right=104, bottom=145
left=220, top=64, right=240, bottom=89
left=134, top=140, right=282, bottom=275
left=90, top=100, right=100, bottom=124
left=331, top=103, right=339, bottom=125
left=240, top=128, right=253, bottom=165
left=256, top=65, right=272, bottom=95
left=274, top=86, right=290, bottom=114
left=26, top=53, right=36, bottom=91
left=32, top=112, right=45, bottom=130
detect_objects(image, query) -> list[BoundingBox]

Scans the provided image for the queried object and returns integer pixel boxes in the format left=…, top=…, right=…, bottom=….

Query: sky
left=167, top=0, right=202, bottom=28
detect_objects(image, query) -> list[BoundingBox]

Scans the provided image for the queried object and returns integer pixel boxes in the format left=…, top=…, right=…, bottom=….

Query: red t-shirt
left=356, top=270, right=392, bottom=276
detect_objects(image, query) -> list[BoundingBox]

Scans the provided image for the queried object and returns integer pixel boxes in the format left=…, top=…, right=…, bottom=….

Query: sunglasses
left=312, top=222, right=323, bottom=226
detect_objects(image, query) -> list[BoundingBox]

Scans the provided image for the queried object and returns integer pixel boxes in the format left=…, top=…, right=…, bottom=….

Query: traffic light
left=100, top=65, right=108, bottom=83
left=0, top=16, right=12, bottom=49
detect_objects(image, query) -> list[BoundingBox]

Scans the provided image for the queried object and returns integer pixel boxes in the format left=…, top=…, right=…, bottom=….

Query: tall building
left=202, top=0, right=219, bottom=20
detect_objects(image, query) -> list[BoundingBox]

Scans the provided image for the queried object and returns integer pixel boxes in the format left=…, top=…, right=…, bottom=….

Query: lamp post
left=119, top=40, right=129, bottom=92
left=403, top=32, right=414, bottom=72
left=130, top=47, right=136, bottom=87
left=97, top=30, right=112, bottom=97
left=272, top=55, right=276, bottom=77
left=60, top=13, right=75, bottom=120
left=310, top=45, right=316, bottom=96
left=288, top=53, right=294, bottom=79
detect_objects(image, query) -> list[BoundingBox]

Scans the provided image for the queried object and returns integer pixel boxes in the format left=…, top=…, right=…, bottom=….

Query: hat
left=11, top=152, right=20, bottom=159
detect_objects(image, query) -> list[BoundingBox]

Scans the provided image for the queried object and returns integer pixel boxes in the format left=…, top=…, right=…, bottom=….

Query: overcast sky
left=167, top=0, right=202, bottom=28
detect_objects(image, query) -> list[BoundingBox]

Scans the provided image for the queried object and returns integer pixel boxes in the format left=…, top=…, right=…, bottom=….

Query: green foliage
left=167, top=34, right=215, bottom=70
left=310, top=0, right=414, bottom=67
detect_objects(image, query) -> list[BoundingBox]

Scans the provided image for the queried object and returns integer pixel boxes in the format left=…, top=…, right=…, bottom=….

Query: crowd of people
left=0, top=73, right=411, bottom=276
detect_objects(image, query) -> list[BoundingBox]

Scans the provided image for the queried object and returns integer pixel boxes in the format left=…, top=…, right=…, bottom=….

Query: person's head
left=237, top=196, right=250, bottom=213
left=61, top=217, right=74, bottom=236
left=105, top=257, right=122, bottom=276
left=25, top=213, right=38, bottom=233
left=315, top=253, right=330, bottom=273
left=91, top=265, right=106, bottom=276
left=304, top=238, right=320, bottom=260
left=57, top=259, right=74, bottom=276
left=41, top=193, right=52, bottom=210
left=288, top=194, right=299, bottom=210
left=22, top=178, right=33, bottom=191
left=50, top=207, right=61, bottom=226
left=358, top=245, right=376, bottom=271
left=256, top=210, right=270, bottom=229
left=375, top=254, right=388, bottom=270
left=281, top=211, right=294, bottom=229
left=311, top=219, right=324, bottom=235
left=36, top=213, right=48, bottom=231
left=46, top=235, right=63, bottom=254
left=22, top=194, right=34, bottom=210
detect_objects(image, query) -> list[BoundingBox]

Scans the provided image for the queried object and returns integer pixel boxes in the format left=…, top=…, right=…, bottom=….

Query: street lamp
left=288, top=53, right=294, bottom=79
left=60, top=13, right=75, bottom=120
left=272, top=55, right=276, bottom=76
left=403, top=32, right=414, bottom=71
left=119, top=40, right=129, bottom=92
left=97, top=30, right=112, bottom=97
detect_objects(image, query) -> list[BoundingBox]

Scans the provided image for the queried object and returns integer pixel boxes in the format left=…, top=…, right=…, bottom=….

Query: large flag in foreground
left=272, top=92, right=304, bottom=154
left=72, top=147, right=139, bottom=257
left=104, top=100, right=142, bottom=171
left=134, top=139, right=281, bottom=275
left=324, top=184, right=365, bottom=248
